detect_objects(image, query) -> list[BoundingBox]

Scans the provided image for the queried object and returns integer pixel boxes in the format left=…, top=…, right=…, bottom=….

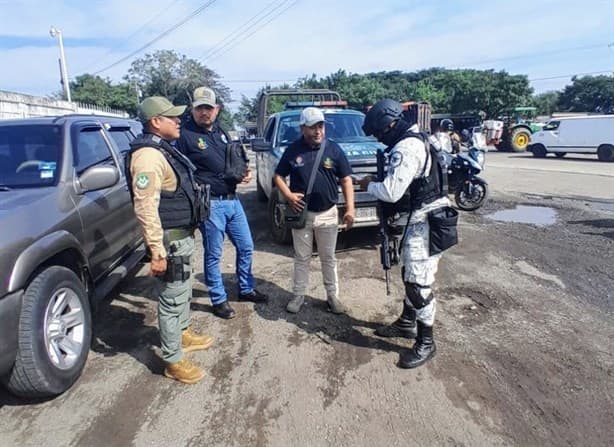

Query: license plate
left=355, top=207, right=377, bottom=219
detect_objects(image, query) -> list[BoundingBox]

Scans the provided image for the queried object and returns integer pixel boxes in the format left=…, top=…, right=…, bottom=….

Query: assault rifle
left=376, top=150, right=400, bottom=295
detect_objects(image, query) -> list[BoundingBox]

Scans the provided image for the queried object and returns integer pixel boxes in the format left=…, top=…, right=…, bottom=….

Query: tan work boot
left=164, top=359, right=205, bottom=384
left=182, top=328, right=214, bottom=353
left=286, top=295, right=304, bottom=313
left=327, top=296, right=347, bottom=315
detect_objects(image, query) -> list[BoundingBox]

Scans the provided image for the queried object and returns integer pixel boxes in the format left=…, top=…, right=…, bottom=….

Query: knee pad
left=404, top=282, right=433, bottom=309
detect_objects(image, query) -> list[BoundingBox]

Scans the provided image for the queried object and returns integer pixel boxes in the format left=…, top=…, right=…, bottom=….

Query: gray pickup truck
left=0, top=114, right=145, bottom=398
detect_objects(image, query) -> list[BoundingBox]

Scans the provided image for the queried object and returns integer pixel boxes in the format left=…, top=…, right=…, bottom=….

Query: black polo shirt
left=177, top=118, right=233, bottom=196
left=275, top=137, right=352, bottom=212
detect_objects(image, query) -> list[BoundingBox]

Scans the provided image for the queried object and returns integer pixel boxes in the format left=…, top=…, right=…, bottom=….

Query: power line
left=202, top=0, right=298, bottom=63
left=458, top=43, right=612, bottom=68
left=529, top=70, right=613, bottom=82
left=77, top=0, right=183, bottom=74
left=92, top=0, right=218, bottom=75
left=198, top=0, right=286, bottom=60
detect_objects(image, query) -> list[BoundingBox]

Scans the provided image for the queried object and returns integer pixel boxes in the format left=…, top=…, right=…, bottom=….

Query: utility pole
left=49, top=26, right=72, bottom=102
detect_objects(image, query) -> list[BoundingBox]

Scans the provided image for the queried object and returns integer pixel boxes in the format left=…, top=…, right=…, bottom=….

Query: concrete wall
left=0, top=90, right=129, bottom=119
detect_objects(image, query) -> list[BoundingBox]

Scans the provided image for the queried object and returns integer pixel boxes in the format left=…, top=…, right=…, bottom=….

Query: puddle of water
left=590, top=202, right=614, bottom=212
left=486, top=205, right=557, bottom=226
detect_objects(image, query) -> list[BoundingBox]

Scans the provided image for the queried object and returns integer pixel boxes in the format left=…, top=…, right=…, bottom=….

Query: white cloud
left=1, top=0, right=612, bottom=103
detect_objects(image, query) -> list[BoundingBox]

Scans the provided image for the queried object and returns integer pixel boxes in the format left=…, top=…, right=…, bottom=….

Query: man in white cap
left=177, top=87, right=268, bottom=320
left=273, top=107, right=355, bottom=314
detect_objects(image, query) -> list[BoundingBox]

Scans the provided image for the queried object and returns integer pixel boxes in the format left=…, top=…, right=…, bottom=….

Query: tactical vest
left=126, top=133, right=199, bottom=229
left=406, top=131, right=446, bottom=210
left=382, top=131, right=446, bottom=221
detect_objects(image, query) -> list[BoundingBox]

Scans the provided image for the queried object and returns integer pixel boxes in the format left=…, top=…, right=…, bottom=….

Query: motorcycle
left=442, top=143, right=488, bottom=211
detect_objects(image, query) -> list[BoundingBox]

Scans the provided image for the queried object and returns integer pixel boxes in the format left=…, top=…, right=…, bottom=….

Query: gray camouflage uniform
left=367, top=124, right=449, bottom=325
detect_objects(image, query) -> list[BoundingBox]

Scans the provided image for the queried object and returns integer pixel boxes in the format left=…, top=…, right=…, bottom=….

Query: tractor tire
left=508, top=127, right=531, bottom=152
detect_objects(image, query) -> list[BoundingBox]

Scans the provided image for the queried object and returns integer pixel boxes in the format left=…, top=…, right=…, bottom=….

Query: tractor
left=496, top=106, right=544, bottom=152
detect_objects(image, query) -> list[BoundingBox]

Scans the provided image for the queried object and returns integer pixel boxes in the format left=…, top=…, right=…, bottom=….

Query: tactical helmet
left=440, top=118, right=454, bottom=131
left=362, top=99, right=403, bottom=137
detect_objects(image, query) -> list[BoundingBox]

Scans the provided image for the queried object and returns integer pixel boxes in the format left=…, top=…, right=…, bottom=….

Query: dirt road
left=1, top=152, right=613, bottom=447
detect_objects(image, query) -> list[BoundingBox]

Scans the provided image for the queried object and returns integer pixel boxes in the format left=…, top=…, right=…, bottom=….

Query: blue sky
left=0, top=0, right=612, bottom=109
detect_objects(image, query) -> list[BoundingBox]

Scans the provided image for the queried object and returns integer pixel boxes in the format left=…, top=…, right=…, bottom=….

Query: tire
left=508, top=127, right=531, bottom=152
left=268, top=188, right=292, bottom=244
left=454, top=179, right=488, bottom=211
left=5, top=266, right=91, bottom=398
left=554, top=152, right=566, bottom=158
left=532, top=144, right=547, bottom=158
left=256, top=178, right=267, bottom=203
left=597, top=144, right=614, bottom=162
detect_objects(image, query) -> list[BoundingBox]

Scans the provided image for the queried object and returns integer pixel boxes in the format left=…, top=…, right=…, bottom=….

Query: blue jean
left=201, top=198, right=254, bottom=305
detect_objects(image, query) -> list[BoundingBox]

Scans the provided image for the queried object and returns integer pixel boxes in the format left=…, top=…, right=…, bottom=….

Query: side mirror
left=251, top=138, right=272, bottom=152
left=77, top=165, right=119, bottom=193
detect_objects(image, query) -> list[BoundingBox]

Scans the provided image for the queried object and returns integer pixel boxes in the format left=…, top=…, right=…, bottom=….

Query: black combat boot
left=398, top=322, right=436, bottom=369
left=375, top=301, right=417, bottom=339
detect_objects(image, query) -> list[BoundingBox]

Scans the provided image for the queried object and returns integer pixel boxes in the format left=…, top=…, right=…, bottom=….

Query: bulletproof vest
left=382, top=131, right=446, bottom=221
left=406, top=131, right=446, bottom=210
left=126, top=133, right=199, bottom=229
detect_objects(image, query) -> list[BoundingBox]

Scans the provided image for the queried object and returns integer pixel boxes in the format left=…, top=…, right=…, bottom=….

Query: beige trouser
left=291, top=206, right=339, bottom=299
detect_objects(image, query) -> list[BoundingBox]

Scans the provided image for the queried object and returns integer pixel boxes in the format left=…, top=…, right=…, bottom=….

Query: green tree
left=125, top=50, right=233, bottom=124
left=69, top=74, right=139, bottom=115
left=533, top=91, right=560, bottom=116
left=557, top=75, right=614, bottom=113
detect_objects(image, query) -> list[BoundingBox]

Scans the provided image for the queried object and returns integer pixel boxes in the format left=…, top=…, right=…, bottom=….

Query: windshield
left=277, top=112, right=375, bottom=145
left=0, top=124, right=63, bottom=188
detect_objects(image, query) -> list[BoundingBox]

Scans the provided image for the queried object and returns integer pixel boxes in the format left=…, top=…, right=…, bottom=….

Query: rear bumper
left=0, top=290, right=22, bottom=377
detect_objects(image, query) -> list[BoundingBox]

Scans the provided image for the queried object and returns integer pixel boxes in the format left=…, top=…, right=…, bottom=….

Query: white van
left=529, top=115, right=614, bottom=162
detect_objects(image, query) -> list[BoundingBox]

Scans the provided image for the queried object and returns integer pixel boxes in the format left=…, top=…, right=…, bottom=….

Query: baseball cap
left=138, top=96, right=186, bottom=122
left=299, top=107, right=325, bottom=127
left=192, top=86, right=217, bottom=107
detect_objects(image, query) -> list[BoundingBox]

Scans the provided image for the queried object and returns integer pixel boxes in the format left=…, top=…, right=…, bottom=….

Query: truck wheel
left=531, top=144, right=547, bottom=158
left=268, top=189, right=292, bottom=244
left=5, top=266, right=91, bottom=398
left=509, top=127, right=531, bottom=152
left=554, top=152, right=566, bottom=158
left=597, top=144, right=614, bottom=162
left=256, top=178, right=267, bottom=203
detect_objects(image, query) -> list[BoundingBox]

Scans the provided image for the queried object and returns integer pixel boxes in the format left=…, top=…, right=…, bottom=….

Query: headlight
left=476, top=151, right=485, bottom=167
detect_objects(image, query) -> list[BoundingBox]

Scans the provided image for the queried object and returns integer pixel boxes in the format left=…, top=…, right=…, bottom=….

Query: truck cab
left=251, top=97, right=381, bottom=243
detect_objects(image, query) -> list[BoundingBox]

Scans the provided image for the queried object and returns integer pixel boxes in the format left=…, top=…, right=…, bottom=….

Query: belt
left=164, top=227, right=194, bottom=242
left=210, top=193, right=237, bottom=200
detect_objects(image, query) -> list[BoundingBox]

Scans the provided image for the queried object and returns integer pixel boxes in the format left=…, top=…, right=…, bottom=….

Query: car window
left=74, top=128, right=116, bottom=174
left=264, top=119, right=276, bottom=143
left=542, top=121, right=560, bottom=131
left=278, top=116, right=301, bottom=145
left=0, top=124, right=62, bottom=188
left=108, top=129, right=134, bottom=155
left=324, top=113, right=368, bottom=140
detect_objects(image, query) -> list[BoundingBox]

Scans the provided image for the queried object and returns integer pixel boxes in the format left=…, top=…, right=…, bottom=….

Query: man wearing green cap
left=126, top=96, right=213, bottom=384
